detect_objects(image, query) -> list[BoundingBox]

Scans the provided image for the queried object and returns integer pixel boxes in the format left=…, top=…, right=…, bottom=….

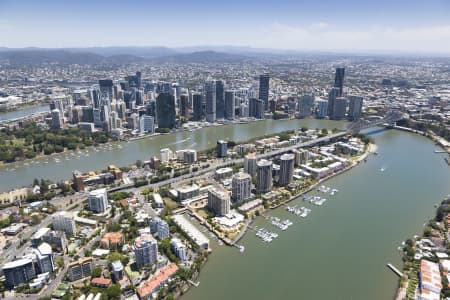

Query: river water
left=0, top=104, right=49, bottom=122
left=182, top=129, right=450, bottom=300
left=0, top=119, right=344, bottom=192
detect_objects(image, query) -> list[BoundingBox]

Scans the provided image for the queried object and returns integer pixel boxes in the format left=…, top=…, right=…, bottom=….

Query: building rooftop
left=91, top=277, right=112, bottom=286
left=137, top=263, right=179, bottom=298
left=172, top=214, right=209, bottom=248
left=101, top=232, right=124, bottom=245
left=2, top=258, right=33, bottom=269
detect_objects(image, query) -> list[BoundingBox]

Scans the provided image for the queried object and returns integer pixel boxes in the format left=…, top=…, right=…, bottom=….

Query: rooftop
left=137, top=263, right=179, bottom=298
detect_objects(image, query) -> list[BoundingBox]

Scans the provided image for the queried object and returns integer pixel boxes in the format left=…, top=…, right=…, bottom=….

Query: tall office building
left=333, top=97, right=348, bottom=120
left=52, top=211, right=76, bottom=235
left=150, top=217, right=170, bottom=240
left=139, top=115, right=155, bottom=134
left=99, top=79, right=114, bottom=106
left=156, top=93, right=176, bottom=129
left=244, top=153, right=257, bottom=177
left=249, top=98, right=264, bottom=119
left=224, top=90, right=235, bottom=120
left=293, top=149, right=310, bottom=166
left=192, top=93, right=203, bottom=121
left=215, top=80, right=225, bottom=119
left=256, top=159, right=273, bottom=193
left=334, top=67, right=345, bottom=97
left=33, top=243, right=54, bottom=274
left=315, top=99, right=328, bottom=118
left=180, top=94, right=189, bottom=119
left=2, top=258, right=36, bottom=288
left=208, top=186, right=231, bottom=216
left=51, top=109, right=63, bottom=129
left=327, top=87, right=340, bottom=118
left=231, top=172, right=252, bottom=203
left=217, top=140, right=228, bottom=158
left=134, top=234, right=158, bottom=267
left=348, top=95, right=363, bottom=121
left=205, top=81, right=216, bottom=122
left=298, top=94, right=314, bottom=118
left=259, top=74, right=270, bottom=111
left=109, top=111, right=121, bottom=130
left=146, top=99, right=157, bottom=123
left=88, top=188, right=109, bottom=214
left=279, top=153, right=295, bottom=186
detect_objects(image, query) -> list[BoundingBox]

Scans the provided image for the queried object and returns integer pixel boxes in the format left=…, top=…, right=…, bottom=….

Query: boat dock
left=188, top=280, right=200, bottom=287
left=387, top=263, right=403, bottom=277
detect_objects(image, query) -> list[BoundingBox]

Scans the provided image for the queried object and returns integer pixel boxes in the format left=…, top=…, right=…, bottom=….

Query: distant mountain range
left=0, top=46, right=257, bottom=65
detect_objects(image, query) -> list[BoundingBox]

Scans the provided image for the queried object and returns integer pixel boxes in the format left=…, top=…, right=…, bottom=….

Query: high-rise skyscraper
left=208, top=186, right=230, bottom=216
left=217, top=140, right=228, bottom=158
left=139, top=115, right=154, bottom=133
left=298, top=94, right=314, bottom=118
left=315, top=99, right=328, bottom=119
left=192, top=93, right=203, bottom=121
left=134, top=234, right=158, bottom=267
left=215, top=80, right=225, bottom=119
left=180, top=94, right=189, bottom=119
left=156, top=93, right=176, bottom=129
left=88, top=188, right=108, bottom=214
left=51, top=109, right=63, bottom=129
left=259, top=74, right=270, bottom=111
left=256, top=159, right=273, bottom=193
left=327, top=87, right=340, bottom=118
left=347, top=95, right=363, bottom=121
left=334, top=67, right=345, bottom=97
left=333, top=97, right=348, bottom=120
left=205, top=81, right=216, bottom=123
left=244, top=153, right=257, bottom=177
left=249, top=98, right=264, bottom=119
left=224, top=90, right=235, bottom=120
left=279, top=153, right=295, bottom=186
left=99, top=79, right=114, bottom=107
left=231, top=172, right=252, bottom=203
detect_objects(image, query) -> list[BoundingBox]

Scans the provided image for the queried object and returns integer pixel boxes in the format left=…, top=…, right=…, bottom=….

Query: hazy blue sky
left=1, top=0, right=450, bottom=53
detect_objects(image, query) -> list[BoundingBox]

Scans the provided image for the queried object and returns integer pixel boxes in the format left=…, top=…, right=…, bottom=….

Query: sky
left=1, top=0, right=450, bottom=54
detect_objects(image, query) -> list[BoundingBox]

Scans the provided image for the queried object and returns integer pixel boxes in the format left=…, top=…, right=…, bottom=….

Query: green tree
left=91, top=266, right=102, bottom=278
left=106, top=284, right=121, bottom=299
left=55, top=256, right=64, bottom=268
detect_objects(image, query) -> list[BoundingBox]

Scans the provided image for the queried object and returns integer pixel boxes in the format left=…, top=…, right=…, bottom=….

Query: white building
left=88, top=188, right=108, bottom=214
left=231, top=172, right=252, bottom=203
left=160, top=148, right=173, bottom=163
left=139, top=115, right=155, bottom=134
left=244, top=153, right=257, bottom=177
left=208, top=186, right=230, bottom=216
left=52, top=211, right=76, bottom=235
left=134, top=234, right=158, bottom=267
left=316, top=99, right=328, bottom=118
left=170, top=238, right=187, bottom=261
left=172, top=215, right=209, bottom=250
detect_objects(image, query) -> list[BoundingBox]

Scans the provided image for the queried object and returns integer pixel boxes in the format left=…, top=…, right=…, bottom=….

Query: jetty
left=387, top=263, right=403, bottom=277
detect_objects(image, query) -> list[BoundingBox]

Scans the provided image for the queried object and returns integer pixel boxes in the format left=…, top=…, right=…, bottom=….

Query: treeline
left=0, top=124, right=113, bottom=163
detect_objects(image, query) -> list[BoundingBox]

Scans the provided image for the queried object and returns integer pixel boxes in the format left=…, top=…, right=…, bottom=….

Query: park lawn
left=164, top=197, right=179, bottom=210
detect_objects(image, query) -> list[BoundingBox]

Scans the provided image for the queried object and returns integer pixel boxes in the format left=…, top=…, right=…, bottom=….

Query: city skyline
left=1, top=0, right=450, bottom=54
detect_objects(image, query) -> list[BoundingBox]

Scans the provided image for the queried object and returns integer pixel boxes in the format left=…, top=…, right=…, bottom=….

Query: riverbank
left=181, top=129, right=450, bottom=300
left=270, top=142, right=377, bottom=210
left=213, top=141, right=377, bottom=252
